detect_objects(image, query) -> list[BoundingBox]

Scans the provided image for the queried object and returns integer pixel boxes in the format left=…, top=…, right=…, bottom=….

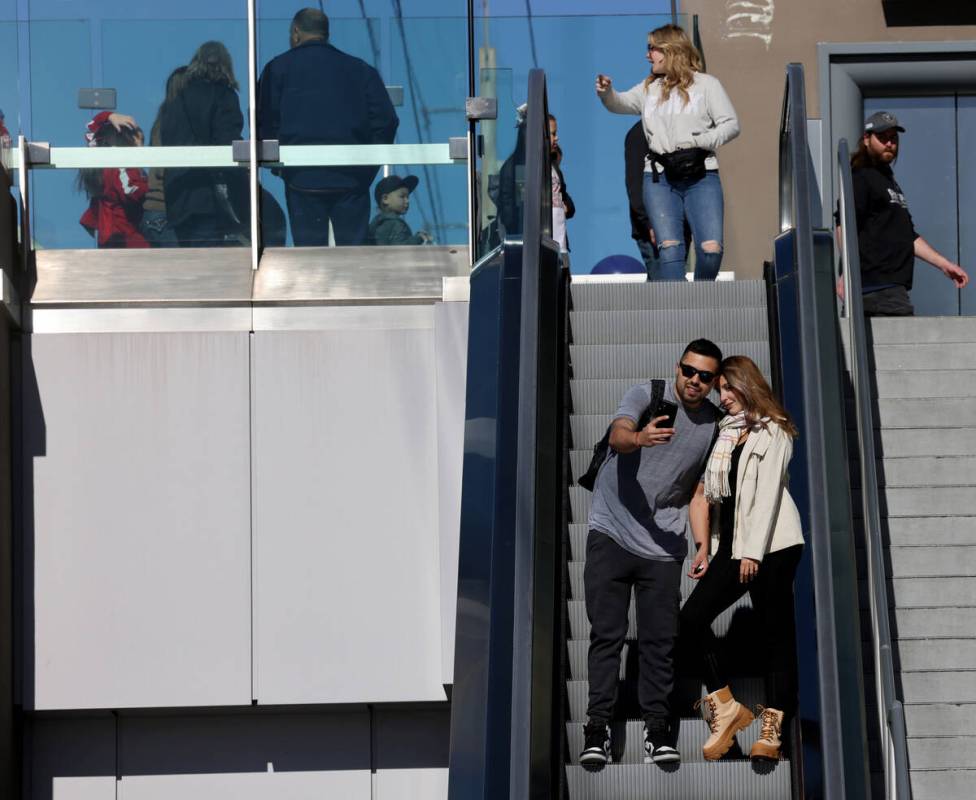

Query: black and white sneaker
left=579, top=721, right=611, bottom=771
left=643, top=718, right=680, bottom=764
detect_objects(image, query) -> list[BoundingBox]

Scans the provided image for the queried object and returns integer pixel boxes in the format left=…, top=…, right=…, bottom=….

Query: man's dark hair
left=681, top=338, right=723, bottom=364
left=292, top=8, right=330, bottom=41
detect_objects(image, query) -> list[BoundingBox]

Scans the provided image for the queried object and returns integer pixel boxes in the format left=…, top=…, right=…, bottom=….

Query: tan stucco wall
left=683, top=1, right=976, bottom=278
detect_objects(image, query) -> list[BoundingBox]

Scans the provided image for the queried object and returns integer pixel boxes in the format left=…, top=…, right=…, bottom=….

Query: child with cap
left=367, top=174, right=433, bottom=246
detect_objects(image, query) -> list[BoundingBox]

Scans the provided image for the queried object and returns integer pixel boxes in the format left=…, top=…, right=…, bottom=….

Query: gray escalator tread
left=571, top=308, right=768, bottom=345
left=563, top=281, right=782, bottom=798
left=570, top=342, right=770, bottom=380
left=565, top=761, right=791, bottom=799
left=566, top=719, right=777, bottom=764
left=566, top=678, right=764, bottom=723
left=569, top=279, right=766, bottom=312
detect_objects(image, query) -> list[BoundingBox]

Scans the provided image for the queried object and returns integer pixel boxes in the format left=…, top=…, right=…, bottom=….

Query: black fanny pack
left=652, top=147, right=710, bottom=184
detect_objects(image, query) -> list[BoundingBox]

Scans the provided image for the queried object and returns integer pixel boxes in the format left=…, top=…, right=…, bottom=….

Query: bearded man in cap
left=844, top=110, right=968, bottom=316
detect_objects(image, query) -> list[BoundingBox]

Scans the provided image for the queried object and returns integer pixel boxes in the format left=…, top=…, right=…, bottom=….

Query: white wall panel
left=252, top=317, right=446, bottom=704
left=374, top=769, right=449, bottom=800
left=119, top=772, right=370, bottom=800
left=26, top=333, right=252, bottom=709
left=433, top=302, right=468, bottom=687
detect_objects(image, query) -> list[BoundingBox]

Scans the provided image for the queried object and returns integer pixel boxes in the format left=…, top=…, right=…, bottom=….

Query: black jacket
left=160, top=79, right=245, bottom=228
left=852, top=163, right=919, bottom=290
left=257, top=40, right=399, bottom=191
left=625, top=121, right=651, bottom=242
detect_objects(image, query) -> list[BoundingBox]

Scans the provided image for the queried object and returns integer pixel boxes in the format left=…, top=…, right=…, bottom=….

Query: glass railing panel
left=474, top=13, right=694, bottom=273
left=1, top=16, right=17, bottom=151
left=388, top=17, right=468, bottom=247
left=24, top=11, right=252, bottom=250
left=31, top=151, right=249, bottom=250
left=475, top=67, right=515, bottom=260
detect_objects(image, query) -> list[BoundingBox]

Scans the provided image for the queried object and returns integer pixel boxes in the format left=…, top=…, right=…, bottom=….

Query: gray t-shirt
left=587, top=380, right=720, bottom=561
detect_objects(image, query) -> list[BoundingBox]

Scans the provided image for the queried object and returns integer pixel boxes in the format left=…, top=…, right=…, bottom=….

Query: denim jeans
left=643, top=169, right=725, bottom=281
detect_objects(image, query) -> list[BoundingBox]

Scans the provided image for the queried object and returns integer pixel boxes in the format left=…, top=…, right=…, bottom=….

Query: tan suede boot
left=750, top=706, right=784, bottom=761
left=695, top=685, right=755, bottom=761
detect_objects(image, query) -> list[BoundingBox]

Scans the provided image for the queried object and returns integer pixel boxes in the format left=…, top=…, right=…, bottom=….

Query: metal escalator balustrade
left=836, top=137, right=912, bottom=800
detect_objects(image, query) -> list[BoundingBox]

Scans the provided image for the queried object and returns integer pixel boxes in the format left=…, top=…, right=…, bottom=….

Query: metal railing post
left=247, top=0, right=260, bottom=270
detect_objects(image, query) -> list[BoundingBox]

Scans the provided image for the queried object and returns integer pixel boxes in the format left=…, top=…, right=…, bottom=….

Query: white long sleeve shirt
left=600, top=72, right=740, bottom=172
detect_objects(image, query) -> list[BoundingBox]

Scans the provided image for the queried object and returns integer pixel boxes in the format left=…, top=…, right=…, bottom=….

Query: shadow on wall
left=28, top=705, right=450, bottom=800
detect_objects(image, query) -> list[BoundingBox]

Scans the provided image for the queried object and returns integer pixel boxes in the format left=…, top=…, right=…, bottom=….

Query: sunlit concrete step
left=906, top=736, right=976, bottom=771
left=897, top=639, right=976, bottom=671
left=868, top=398, right=976, bottom=428
left=866, top=316, right=976, bottom=345
left=909, top=767, right=976, bottom=800
left=867, top=343, right=976, bottom=371
left=565, top=761, right=791, bottom=800
left=892, top=607, right=976, bottom=639
left=884, top=546, right=976, bottom=578
left=859, top=370, right=976, bottom=399
left=900, top=670, right=976, bottom=704
left=905, top=703, right=976, bottom=737
left=885, top=577, right=976, bottom=608
left=852, top=487, right=976, bottom=518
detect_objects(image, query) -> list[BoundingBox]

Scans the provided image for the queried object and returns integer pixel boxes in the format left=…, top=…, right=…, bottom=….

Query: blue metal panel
left=863, top=96, right=959, bottom=315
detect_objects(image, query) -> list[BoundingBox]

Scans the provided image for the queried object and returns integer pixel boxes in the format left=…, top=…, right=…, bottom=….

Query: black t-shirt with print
left=852, top=163, right=919, bottom=290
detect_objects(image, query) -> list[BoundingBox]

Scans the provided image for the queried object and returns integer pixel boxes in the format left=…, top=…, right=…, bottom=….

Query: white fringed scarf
left=704, top=412, right=749, bottom=502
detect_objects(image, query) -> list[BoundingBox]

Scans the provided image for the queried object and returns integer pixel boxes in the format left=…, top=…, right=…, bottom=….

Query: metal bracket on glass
left=26, top=142, right=51, bottom=166
left=387, top=86, right=405, bottom=107
left=449, top=137, right=469, bottom=161
left=78, top=88, right=117, bottom=110
left=233, top=139, right=280, bottom=164
left=466, top=97, right=498, bottom=121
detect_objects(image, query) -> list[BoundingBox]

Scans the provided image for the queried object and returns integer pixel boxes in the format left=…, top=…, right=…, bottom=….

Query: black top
left=625, top=122, right=651, bottom=242
left=717, top=440, right=746, bottom=554
left=852, top=163, right=919, bottom=291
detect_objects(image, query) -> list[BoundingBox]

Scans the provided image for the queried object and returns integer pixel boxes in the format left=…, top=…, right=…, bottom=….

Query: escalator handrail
left=836, top=138, right=912, bottom=800
left=779, top=62, right=850, bottom=799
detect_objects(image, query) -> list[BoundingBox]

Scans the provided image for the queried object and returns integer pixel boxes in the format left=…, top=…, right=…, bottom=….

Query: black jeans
left=584, top=531, right=682, bottom=723
left=285, top=186, right=370, bottom=246
left=679, top=544, right=803, bottom=712
left=862, top=285, right=914, bottom=317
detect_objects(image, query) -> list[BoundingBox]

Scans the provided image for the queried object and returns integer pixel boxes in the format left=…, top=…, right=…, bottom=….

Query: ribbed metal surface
left=563, top=280, right=784, bottom=798
left=567, top=719, right=769, bottom=764
left=565, top=762, right=791, bottom=799
left=567, top=677, right=765, bottom=723
left=571, top=308, right=768, bottom=345
left=570, top=342, right=771, bottom=380
left=569, top=280, right=766, bottom=312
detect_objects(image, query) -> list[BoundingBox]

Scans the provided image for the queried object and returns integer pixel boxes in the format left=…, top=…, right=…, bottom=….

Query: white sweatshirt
left=600, top=72, right=740, bottom=172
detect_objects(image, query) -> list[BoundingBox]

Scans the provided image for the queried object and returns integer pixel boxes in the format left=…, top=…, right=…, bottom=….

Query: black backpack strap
left=636, top=378, right=665, bottom=429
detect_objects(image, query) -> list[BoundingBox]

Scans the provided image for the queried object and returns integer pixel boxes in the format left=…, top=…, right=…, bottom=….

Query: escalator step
left=569, top=280, right=766, bottom=312
left=564, top=761, right=791, bottom=799
left=566, top=599, right=754, bottom=653
left=570, top=308, right=768, bottom=346
left=566, top=678, right=766, bottom=724
left=566, top=719, right=782, bottom=765
left=570, top=342, right=771, bottom=380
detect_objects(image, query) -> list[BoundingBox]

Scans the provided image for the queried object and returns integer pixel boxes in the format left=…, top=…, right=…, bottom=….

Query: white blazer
left=714, top=421, right=804, bottom=561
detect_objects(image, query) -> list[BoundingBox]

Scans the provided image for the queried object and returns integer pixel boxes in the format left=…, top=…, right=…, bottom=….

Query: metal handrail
left=779, top=62, right=851, bottom=799
left=836, top=138, right=912, bottom=800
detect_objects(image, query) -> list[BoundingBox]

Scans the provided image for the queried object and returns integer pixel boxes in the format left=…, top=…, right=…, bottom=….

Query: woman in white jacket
left=595, top=24, right=739, bottom=280
left=680, top=356, right=804, bottom=763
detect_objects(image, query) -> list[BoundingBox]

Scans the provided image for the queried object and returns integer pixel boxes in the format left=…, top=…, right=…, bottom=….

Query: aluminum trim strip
left=29, top=307, right=253, bottom=334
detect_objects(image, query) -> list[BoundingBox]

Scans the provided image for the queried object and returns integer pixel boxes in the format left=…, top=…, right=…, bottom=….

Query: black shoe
left=643, top=717, right=680, bottom=764
left=579, top=720, right=611, bottom=771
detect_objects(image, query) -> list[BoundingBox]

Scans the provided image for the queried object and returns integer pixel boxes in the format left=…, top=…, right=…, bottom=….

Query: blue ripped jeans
left=642, top=169, right=725, bottom=281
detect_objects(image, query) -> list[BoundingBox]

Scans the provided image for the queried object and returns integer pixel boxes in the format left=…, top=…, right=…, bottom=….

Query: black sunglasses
left=678, top=362, right=716, bottom=383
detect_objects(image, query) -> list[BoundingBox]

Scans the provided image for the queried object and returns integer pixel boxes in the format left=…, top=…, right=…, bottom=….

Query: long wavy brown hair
left=720, top=356, right=799, bottom=438
left=643, top=24, right=703, bottom=105
left=186, top=41, right=239, bottom=91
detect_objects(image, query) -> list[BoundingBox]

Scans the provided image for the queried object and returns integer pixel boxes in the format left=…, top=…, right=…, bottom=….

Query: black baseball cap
left=864, top=111, right=905, bottom=135
left=374, top=174, right=419, bottom=205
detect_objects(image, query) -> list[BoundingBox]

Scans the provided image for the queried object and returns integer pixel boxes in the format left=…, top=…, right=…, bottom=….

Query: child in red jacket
left=78, top=112, right=149, bottom=248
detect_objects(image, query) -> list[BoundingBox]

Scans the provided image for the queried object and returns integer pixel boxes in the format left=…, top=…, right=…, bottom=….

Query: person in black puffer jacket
left=160, top=41, right=246, bottom=247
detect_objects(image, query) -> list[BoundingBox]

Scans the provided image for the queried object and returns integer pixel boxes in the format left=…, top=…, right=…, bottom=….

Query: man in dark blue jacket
left=257, top=8, right=399, bottom=246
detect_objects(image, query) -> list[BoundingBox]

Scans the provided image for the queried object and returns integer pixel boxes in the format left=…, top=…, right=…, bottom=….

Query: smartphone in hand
left=655, top=399, right=679, bottom=429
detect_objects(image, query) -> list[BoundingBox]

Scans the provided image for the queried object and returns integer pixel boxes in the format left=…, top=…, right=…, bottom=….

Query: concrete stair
left=843, top=316, right=976, bottom=800
left=563, top=280, right=791, bottom=799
